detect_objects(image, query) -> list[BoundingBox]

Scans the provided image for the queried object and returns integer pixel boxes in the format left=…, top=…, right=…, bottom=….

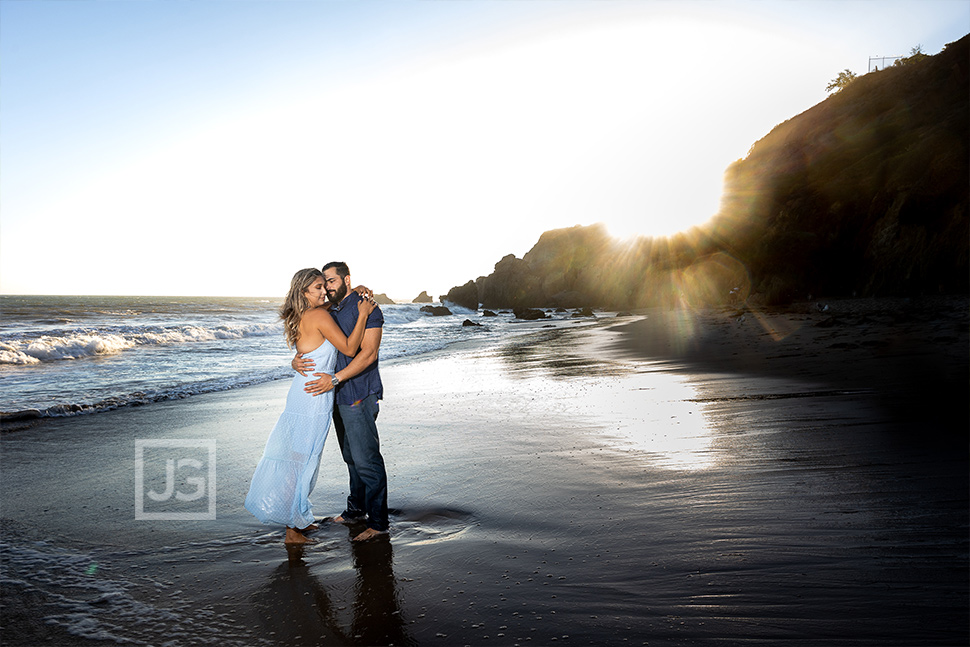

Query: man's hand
left=304, top=373, right=335, bottom=397
left=292, top=353, right=316, bottom=377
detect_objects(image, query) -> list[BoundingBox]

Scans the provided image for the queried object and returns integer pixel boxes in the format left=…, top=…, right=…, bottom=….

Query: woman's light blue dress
left=245, top=340, right=337, bottom=529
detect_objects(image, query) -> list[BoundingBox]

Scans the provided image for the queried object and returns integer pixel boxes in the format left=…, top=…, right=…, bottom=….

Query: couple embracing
left=244, top=262, right=389, bottom=544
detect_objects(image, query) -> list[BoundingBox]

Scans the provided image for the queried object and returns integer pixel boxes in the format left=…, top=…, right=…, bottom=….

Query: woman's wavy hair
left=280, top=268, right=324, bottom=348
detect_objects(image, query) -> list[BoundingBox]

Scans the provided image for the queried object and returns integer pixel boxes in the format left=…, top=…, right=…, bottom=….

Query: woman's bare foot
left=351, top=527, right=389, bottom=542
left=298, top=523, right=319, bottom=532
left=284, top=527, right=316, bottom=545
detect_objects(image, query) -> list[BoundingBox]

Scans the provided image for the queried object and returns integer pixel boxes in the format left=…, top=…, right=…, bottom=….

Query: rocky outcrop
left=374, top=293, right=395, bottom=305
left=444, top=35, right=969, bottom=308
left=709, top=34, right=969, bottom=303
left=446, top=225, right=614, bottom=310
left=412, top=291, right=433, bottom=303
left=444, top=281, right=478, bottom=310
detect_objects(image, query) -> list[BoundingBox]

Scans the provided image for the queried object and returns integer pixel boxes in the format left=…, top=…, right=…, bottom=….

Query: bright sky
left=2, top=0, right=967, bottom=300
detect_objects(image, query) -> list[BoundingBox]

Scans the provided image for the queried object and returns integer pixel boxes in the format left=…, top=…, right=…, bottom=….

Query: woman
left=245, top=268, right=376, bottom=544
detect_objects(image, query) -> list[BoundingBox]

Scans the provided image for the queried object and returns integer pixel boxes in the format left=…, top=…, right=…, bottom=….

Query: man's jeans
left=333, top=394, right=388, bottom=531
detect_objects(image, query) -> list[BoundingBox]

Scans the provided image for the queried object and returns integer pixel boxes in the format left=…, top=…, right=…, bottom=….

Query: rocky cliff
left=445, top=35, right=969, bottom=309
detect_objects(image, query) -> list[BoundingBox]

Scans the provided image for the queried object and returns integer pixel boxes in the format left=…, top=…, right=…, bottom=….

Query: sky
left=2, top=0, right=967, bottom=300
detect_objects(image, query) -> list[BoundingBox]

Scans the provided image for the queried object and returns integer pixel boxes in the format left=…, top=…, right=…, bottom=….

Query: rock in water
left=420, top=305, right=453, bottom=316
left=513, top=307, right=547, bottom=320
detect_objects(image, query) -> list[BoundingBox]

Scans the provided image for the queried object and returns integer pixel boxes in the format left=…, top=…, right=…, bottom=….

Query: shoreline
left=610, top=295, right=969, bottom=436
left=2, top=295, right=967, bottom=646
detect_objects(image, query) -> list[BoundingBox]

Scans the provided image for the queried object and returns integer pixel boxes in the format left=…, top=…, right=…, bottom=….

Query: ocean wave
left=1, top=367, right=291, bottom=421
left=0, top=342, right=42, bottom=365
left=381, top=303, right=477, bottom=326
left=0, top=323, right=281, bottom=365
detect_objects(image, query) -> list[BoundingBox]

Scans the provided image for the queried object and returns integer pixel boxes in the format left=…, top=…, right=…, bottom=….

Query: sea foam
left=0, top=323, right=280, bottom=365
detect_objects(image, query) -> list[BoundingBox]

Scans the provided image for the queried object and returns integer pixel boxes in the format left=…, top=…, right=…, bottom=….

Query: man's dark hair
left=322, top=261, right=350, bottom=279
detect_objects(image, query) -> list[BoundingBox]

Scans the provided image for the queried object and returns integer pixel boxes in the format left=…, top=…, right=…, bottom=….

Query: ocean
left=0, top=295, right=601, bottom=420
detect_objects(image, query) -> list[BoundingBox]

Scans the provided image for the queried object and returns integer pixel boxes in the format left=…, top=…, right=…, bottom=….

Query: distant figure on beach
left=245, top=268, right=375, bottom=545
left=293, top=261, right=389, bottom=543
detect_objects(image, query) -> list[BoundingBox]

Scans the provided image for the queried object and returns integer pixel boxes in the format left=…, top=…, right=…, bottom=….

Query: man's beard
left=327, top=282, right=349, bottom=304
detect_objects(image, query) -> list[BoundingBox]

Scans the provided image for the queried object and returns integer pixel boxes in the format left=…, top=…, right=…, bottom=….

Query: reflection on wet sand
left=346, top=535, right=412, bottom=646
left=493, top=322, right=721, bottom=470
left=606, top=370, right=715, bottom=470
left=255, top=533, right=413, bottom=646
left=493, top=324, right=632, bottom=380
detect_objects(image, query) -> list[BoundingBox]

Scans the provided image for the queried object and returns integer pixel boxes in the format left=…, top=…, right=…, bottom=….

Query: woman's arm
left=310, top=299, right=375, bottom=357
left=291, top=293, right=373, bottom=375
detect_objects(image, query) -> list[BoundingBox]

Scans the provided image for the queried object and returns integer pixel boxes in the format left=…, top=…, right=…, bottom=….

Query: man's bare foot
left=351, top=527, right=389, bottom=543
left=284, top=527, right=316, bottom=545
left=332, top=515, right=363, bottom=524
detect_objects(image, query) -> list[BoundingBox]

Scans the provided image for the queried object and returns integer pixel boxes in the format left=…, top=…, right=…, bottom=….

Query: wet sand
left=2, top=296, right=967, bottom=646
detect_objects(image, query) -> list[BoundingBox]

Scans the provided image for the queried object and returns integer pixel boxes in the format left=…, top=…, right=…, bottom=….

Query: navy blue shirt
left=329, top=291, right=384, bottom=406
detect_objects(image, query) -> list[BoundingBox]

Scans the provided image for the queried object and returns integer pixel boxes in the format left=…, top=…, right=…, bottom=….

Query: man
left=293, top=261, right=388, bottom=542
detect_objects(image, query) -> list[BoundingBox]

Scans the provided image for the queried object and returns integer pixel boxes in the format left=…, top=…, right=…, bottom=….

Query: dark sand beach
left=2, top=296, right=967, bottom=646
